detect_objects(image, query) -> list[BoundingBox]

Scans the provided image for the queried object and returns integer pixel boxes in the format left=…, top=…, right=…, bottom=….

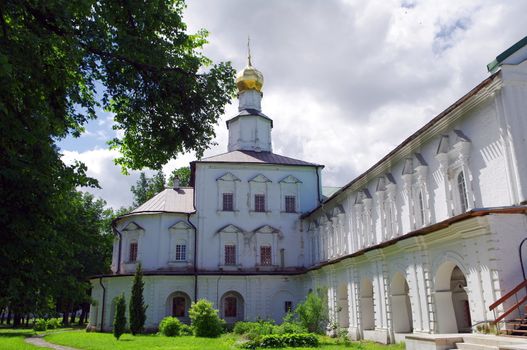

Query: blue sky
left=59, top=0, right=527, bottom=209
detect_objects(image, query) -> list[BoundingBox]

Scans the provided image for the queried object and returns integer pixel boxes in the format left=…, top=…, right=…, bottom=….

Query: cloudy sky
left=59, top=0, right=527, bottom=209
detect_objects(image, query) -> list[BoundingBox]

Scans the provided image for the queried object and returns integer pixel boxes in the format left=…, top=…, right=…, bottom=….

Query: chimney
left=172, top=176, right=180, bottom=190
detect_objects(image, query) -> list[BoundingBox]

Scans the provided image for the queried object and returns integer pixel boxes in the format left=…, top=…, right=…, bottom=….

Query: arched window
left=457, top=171, right=468, bottom=213
left=129, top=241, right=138, bottom=262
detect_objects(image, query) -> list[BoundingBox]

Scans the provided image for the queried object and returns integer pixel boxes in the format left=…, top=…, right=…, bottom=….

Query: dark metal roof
left=196, top=150, right=322, bottom=167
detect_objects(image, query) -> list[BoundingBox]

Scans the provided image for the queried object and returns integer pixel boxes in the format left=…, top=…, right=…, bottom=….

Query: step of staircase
left=454, top=343, right=499, bottom=350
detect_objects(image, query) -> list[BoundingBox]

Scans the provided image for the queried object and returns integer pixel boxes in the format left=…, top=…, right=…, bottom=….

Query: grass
left=0, top=325, right=81, bottom=350
left=44, top=330, right=406, bottom=350
left=0, top=328, right=40, bottom=350
left=0, top=327, right=405, bottom=350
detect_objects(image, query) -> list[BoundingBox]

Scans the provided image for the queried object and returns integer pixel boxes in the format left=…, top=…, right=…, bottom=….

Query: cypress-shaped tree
left=113, top=294, right=126, bottom=340
left=129, top=263, right=147, bottom=335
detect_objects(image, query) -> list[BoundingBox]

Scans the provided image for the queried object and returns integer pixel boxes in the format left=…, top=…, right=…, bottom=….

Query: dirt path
left=25, top=335, right=80, bottom=350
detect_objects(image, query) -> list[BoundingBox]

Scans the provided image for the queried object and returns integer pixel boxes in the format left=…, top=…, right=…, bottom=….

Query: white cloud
left=61, top=0, right=527, bottom=208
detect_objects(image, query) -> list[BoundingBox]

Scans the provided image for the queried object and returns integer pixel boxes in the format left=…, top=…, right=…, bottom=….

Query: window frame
left=222, top=192, right=234, bottom=212
left=285, top=195, right=296, bottom=213
left=260, top=245, right=272, bottom=266
left=224, top=244, right=236, bottom=265
left=254, top=194, right=266, bottom=212
left=129, top=241, right=138, bottom=262
left=174, top=244, right=187, bottom=262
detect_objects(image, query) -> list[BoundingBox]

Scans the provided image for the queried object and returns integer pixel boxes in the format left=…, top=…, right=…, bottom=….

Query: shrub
left=33, top=318, right=47, bottom=331
left=241, top=333, right=319, bottom=349
left=274, top=321, right=307, bottom=334
left=188, top=299, right=224, bottom=338
left=159, top=316, right=182, bottom=336
left=294, top=288, right=328, bottom=333
left=129, top=263, right=148, bottom=335
left=180, top=323, right=193, bottom=336
left=46, top=318, right=62, bottom=329
left=113, top=294, right=127, bottom=340
left=234, top=321, right=255, bottom=335
left=233, top=320, right=275, bottom=340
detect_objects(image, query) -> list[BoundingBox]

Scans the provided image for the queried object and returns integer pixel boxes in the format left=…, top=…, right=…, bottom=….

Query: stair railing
left=489, top=279, right=527, bottom=334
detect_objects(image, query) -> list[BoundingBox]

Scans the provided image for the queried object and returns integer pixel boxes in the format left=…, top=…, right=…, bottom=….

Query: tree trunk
left=79, top=307, right=87, bottom=326
left=13, top=313, right=22, bottom=327
left=0, top=308, right=4, bottom=324
left=25, top=314, right=30, bottom=327
left=62, top=311, right=69, bottom=326
left=6, top=310, right=12, bottom=325
left=70, top=310, right=76, bottom=325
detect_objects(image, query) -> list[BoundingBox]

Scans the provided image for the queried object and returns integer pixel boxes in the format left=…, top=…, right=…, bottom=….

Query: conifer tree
left=113, top=294, right=126, bottom=340
left=129, top=263, right=147, bottom=335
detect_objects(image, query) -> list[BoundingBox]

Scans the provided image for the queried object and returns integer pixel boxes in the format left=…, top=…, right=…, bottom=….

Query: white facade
left=90, top=38, right=527, bottom=343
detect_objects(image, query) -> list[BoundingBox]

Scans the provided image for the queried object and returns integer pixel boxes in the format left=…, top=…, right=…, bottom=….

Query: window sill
left=249, top=210, right=271, bottom=214
left=280, top=211, right=298, bottom=214
left=219, top=264, right=242, bottom=271
left=168, top=260, right=190, bottom=267
left=217, top=210, right=239, bottom=214
left=255, top=265, right=278, bottom=272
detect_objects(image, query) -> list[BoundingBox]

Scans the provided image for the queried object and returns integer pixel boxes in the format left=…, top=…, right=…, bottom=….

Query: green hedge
left=241, top=333, right=319, bottom=349
left=159, top=317, right=182, bottom=336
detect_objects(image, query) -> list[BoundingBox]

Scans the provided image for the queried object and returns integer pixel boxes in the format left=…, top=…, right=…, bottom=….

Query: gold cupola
left=236, top=38, right=264, bottom=94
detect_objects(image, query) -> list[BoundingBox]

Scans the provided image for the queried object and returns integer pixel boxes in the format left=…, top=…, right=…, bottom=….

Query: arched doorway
left=434, top=262, right=471, bottom=333
left=220, top=291, right=244, bottom=323
left=166, top=291, right=191, bottom=323
left=337, top=283, right=349, bottom=330
left=391, top=272, right=413, bottom=333
left=360, top=279, right=374, bottom=331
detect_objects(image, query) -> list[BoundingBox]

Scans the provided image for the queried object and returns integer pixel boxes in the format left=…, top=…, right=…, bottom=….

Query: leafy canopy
left=0, top=0, right=234, bottom=320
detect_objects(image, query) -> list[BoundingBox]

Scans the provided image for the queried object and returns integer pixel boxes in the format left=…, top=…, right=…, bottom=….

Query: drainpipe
left=186, top=213, right=198, bottom=302
left=112, top=220, right=123, bottom=274
left=315, top=167, right=322, bottom=204
left=98, top=277, right=106, bottom=332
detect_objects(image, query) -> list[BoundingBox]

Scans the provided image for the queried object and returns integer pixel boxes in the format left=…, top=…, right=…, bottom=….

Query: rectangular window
left=129, top=242, right=138, bottom=262
left=222, top=193, right=234, bottom=211
left=175, top=244, right=186, bottom=261
left=260, top=246, right=272, bottom=266
left=224, top=245, right=236, bottom=265
left=284, top=301, right=293, bottom=313
left=224, top=296, right=237, bottom=317
left=285, top=195, right=296, bottom=213
left=255, top=194, right=266, bottom=212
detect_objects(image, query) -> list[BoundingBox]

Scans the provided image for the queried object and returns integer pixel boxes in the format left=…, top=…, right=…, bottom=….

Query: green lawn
left=44, top=330, right=405, bottom=350
left=0, top=327, right=406, bottom=350
left=0, top=328, right=40, bottom=350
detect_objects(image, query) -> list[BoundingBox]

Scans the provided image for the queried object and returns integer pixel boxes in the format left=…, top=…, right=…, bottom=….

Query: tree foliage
left=294, top=288, right=329, bottom=334
left=129, top=263, right=147, bottom=335
left=189, top=299, right=224, bottom=338
left=113, top=294, right=127, bottom=340
left=1, top=0, right=234, bottom=321
left=169, top=167, right=191, bottom=187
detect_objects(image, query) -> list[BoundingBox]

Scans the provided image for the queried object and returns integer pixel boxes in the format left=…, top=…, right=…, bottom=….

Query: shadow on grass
left=0, top=332, right=34, bottom=338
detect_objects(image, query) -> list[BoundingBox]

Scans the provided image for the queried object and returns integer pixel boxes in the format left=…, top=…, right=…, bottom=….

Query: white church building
left=90, top=37, right=527, bottom=345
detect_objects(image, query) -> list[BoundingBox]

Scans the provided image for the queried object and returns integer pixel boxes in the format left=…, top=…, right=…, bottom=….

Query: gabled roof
left=195, top=150, right=322, bottom=167
left=128, top=188, right=195, bottom=215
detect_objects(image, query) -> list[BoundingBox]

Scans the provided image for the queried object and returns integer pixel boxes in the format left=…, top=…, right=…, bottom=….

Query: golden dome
left=236, top=64, right=264, bottom=93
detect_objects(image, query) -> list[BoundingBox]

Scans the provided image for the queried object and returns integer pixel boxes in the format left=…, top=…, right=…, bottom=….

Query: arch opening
left=166, top=291, right=191, bottom=323
left=359, top=279, right=374, bottom=331
left=391, top=272, right=413, bottom=334
left=337, top=283, right=349, bottom=329
left=435, top=262, right=472, bottom=333
left=220, top=291, right=245, bottom=323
